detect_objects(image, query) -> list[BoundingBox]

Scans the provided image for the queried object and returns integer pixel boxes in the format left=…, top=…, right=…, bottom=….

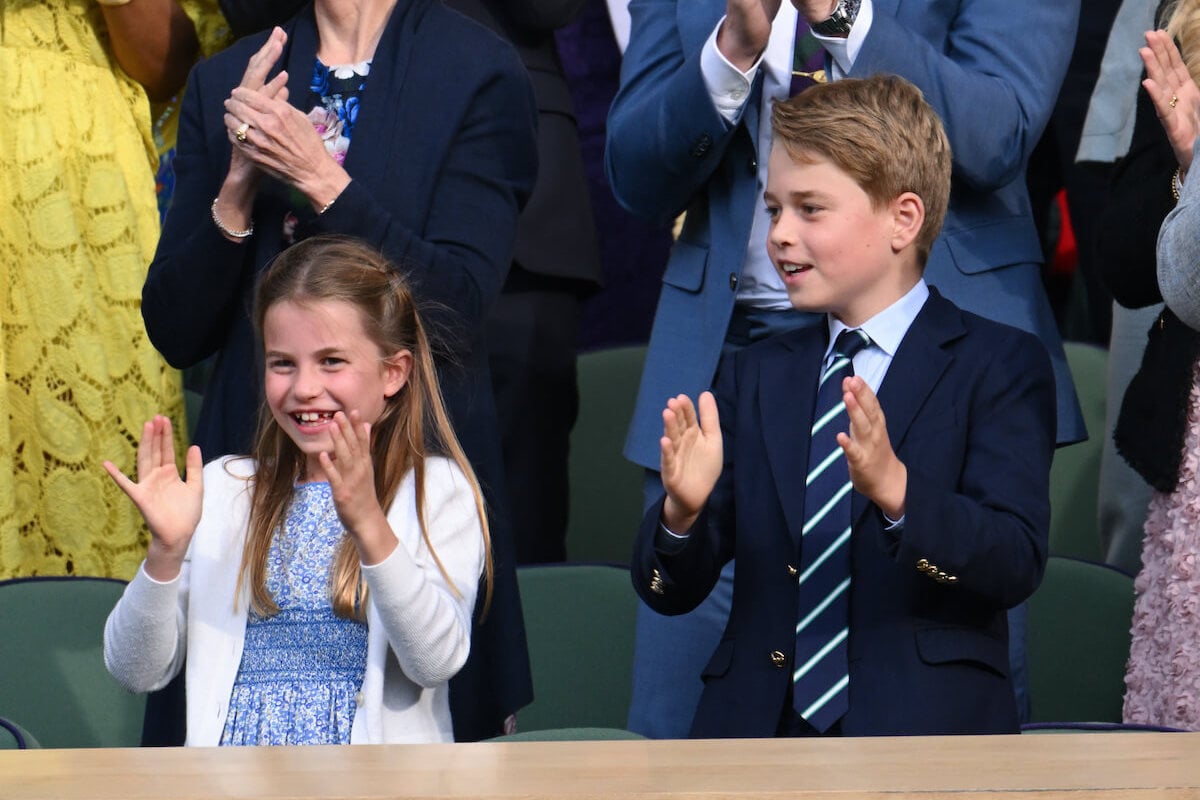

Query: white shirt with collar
left=698, top=1, right=876, bottom=310
left=824, top=277, right=928, bottom=394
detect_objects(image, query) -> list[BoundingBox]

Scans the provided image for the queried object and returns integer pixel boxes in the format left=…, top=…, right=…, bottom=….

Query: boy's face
left=764, top=142, right=914, bottom=327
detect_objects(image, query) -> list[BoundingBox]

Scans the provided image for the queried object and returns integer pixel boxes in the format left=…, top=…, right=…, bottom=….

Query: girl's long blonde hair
left=238, top=236, right=492, bottom=620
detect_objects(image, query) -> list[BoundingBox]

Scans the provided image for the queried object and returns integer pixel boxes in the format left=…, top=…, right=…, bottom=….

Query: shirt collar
left=824, top=279, right=929, bottom=360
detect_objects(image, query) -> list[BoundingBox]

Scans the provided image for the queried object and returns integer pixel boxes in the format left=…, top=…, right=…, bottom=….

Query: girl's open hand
left=103, top=416, right=203, bottom=581
left=320, top=411, right=394, bottom=564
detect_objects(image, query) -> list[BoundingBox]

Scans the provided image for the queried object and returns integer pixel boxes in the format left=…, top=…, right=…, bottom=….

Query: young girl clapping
left=103, top=236, right=490, bottom=745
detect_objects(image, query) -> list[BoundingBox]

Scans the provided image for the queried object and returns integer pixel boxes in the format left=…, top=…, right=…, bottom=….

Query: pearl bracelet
left=210, top=198, right=254, bottom=239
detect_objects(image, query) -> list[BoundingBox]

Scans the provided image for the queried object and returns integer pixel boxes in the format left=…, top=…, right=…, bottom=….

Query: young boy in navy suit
left=632, top=74, right=1056, bottom=738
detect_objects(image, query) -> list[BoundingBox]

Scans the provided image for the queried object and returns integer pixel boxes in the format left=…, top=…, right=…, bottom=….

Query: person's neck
left=314, top=0, right=399, bottom=64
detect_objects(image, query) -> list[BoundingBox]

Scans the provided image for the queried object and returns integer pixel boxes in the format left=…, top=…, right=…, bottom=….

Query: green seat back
left=566, top=346, right=648, bottom=565
left=0, top=577, right=146, bottom=748
left=516, top=565, right=638, bottom=732
left=1048, top=342, right=1107, bottom=561
left=489, top=727, right=645, bottom=742
left=1027, top=556, right=1135, bottom=723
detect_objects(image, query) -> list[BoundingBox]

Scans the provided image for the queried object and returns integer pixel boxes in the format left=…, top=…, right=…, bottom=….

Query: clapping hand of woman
left=213, top=26, right=347, bottom=239
left=1142, top=28, right=1200, bottom=177
left=222, top=27, right=351, bottom=216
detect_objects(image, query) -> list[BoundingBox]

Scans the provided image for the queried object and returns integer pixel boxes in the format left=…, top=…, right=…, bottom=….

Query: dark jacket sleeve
left=631, top=352, right=739, bottom=615
left=142, top=59, right=255, bottom=368
left=1095, top=85, right=1178, bottom=309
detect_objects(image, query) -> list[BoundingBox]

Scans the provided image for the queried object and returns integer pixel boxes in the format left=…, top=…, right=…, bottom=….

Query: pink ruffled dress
left=1123, top=375, right=1200, bottom=729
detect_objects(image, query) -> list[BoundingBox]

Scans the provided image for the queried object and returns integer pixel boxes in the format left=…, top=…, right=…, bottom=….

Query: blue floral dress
left=281, top=58, right=369, bottom=244
left=220, top=482, right=368, bottom=746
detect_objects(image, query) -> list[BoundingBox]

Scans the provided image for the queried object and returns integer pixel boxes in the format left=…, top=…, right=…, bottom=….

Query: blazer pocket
left=942, top=218, right=1044, bottom=276
left=662, top=240, right=709, bottom=293
left=915, top=625, right=1009, bottom=678
left=700, top=638, right=735, bottom=682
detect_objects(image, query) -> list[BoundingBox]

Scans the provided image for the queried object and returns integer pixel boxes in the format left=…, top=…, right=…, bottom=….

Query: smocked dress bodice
left=220, top=482, right=368, bottom=746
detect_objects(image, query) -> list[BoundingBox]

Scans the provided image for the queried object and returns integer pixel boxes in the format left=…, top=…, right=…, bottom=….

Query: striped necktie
left=790, top=27, right=827, bottom=96
left=792, top=327, right=871, bottom=732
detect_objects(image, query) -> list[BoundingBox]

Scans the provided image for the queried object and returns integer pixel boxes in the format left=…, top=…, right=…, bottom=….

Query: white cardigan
left=104, top=455, right=484, bottom=745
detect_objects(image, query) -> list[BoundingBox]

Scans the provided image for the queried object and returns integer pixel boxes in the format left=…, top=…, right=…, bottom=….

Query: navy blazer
left=606, top=0, right=1085, bottom=472
left=632, top=290, right=1055, bottom=737
left=142, top=0, right=538, bottom=740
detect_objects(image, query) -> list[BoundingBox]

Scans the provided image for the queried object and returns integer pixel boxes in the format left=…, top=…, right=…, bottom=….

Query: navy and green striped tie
left=793, top=327, right=870, bottom=732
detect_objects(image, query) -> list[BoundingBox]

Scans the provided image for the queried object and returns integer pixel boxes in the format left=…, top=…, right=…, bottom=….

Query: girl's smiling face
left=262, top=298, right=410, bottom=482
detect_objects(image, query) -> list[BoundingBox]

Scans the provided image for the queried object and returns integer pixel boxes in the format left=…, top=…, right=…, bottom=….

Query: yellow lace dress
left=0, top=1, right=221, bottom=579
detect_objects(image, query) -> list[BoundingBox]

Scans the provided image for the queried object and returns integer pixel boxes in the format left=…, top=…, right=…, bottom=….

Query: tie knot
left=833, top=329, right=871, bottom=361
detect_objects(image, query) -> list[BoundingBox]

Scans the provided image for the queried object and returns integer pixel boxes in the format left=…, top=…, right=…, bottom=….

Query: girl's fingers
left=183, top=445, right=203, bottom=488
left=333, top=411, right=357, bottom=458
left=156, top=416, right=175, bottom=469
left=318, top=451, right=343, bottom=492
left=103, top=460, right=136, bottom=495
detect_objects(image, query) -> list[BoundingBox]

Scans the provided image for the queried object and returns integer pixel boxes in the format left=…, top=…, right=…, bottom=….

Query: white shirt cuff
left=701, top=16, right=761, bottom=123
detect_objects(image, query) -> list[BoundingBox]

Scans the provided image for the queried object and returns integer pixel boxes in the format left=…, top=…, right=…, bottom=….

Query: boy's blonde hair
left=240, top=236, right=492, bottom=621
left=771, top=73, right=952, bottom=267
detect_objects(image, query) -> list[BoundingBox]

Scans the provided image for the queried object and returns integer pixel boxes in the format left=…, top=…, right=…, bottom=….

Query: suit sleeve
left=142, top=62, right=257, bottom=368
left=852, top=1, right=1079, bottom=192
left=886, top=329, right=1055, bottom=609
left=604, top=0, right=740, bottom=224
left=631, top=352, right=740, bottom=614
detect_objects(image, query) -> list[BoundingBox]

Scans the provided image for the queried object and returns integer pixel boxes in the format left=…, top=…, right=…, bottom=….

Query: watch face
left=812, top=17, right=851, bottom=35
left=813, top=0, right=859, bottom=36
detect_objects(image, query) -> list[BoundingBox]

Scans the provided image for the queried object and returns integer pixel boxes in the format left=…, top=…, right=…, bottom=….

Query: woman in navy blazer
left=140, top=0, right=538, bottom=742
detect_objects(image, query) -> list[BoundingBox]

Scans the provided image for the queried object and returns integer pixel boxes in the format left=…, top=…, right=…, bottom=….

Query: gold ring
left=235, top=122, right=250, bottom=143
left=1171, top=93, right=1179, bottom=108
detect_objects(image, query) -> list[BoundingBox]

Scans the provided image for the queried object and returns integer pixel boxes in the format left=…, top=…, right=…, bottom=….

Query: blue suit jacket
left=606, top=0, right=1083, bottom=471
left=632, top=290, right=1055, bottom=736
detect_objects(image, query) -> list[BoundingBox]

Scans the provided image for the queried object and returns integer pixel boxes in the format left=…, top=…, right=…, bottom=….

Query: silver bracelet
left=210, top=197, right=254, bottom=239
left=317, top=195, right=338, bottom=216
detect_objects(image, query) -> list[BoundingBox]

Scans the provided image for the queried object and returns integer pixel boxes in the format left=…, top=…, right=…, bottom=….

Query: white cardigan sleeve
left=103, top=560, right=189, bottom=693
left=362, top=457, right=485, bottom=688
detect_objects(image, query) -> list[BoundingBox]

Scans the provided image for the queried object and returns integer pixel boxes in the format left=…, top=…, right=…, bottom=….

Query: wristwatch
left=811, top=0, right=861, bottom=37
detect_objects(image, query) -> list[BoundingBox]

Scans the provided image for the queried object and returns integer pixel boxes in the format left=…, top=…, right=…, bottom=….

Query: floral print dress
left=220, top=482, right=368, bottom=746
left=281, top=58, right=368, bottom=244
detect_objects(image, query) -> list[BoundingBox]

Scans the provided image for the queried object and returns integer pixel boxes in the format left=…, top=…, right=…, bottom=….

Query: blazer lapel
left=760, top=327, right=824, bottom=546
left=852, top=289, right=962, bottom=522
left=339, top=0, right=425, bottom=181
